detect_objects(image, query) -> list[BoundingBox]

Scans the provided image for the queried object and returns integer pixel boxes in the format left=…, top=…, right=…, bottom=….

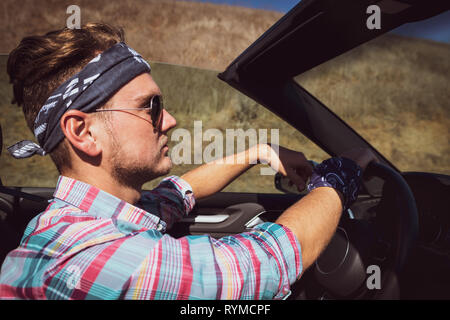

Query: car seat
left=0, top=123, right=49, bottom=266
left=0, top=123, right=21, bottom=265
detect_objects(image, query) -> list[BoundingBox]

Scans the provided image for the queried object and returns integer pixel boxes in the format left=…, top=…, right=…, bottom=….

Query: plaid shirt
left=0, top=175, right=302, bottom=300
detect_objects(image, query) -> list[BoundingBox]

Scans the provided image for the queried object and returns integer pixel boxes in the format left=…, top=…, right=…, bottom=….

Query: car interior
left=1, top=0, right=449, bottom=300
left=1, top=119, right=449, bottom=299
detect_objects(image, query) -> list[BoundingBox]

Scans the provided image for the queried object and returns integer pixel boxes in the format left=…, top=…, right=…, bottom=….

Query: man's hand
left=259, top=144, right=313, bottom=192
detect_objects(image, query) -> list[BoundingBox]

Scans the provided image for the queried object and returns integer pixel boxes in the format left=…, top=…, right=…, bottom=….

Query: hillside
left=1, top=0, right=282, bottom=70
left=0, top=0, right=449, bottom=191
left=296, top=34, right=450, bottom=176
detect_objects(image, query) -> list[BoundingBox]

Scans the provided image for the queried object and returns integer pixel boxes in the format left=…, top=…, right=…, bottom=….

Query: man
left=0, top=23, right=376, bottom=299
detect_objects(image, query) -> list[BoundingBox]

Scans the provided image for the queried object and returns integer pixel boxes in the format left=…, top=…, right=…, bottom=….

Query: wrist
left=307, top=157, right=362, bottom=210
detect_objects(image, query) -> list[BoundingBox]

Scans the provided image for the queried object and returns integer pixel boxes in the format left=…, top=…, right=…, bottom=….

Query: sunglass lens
left=151, top=95, right=163, bottom=127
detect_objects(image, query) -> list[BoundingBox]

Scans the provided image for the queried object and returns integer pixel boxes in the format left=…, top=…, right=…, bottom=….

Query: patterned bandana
left=7, top=42, right=151, bottom=159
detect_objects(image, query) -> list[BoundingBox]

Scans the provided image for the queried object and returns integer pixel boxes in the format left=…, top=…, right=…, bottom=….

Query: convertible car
left=0, top=0, right=449, bottom=299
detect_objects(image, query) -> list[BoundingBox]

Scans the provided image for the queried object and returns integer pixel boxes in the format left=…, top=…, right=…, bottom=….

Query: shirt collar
left=53, top=175, right=164, bottom=232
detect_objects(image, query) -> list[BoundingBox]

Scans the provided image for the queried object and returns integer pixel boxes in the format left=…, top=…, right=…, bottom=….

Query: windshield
left=295, top=33, right=450, bottom=176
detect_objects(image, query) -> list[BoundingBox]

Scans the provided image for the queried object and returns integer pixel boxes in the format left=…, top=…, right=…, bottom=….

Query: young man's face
left=100, top=73, right=177, bottom=188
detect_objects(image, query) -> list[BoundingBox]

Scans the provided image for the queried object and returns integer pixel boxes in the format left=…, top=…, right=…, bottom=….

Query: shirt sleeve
left=138, top=176, right=196, bottom=229
left=125, top=222, right=302, bottom=300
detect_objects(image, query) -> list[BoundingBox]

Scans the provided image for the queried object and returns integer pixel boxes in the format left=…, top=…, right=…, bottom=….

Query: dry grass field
left=1, top=0, right=281, bottom=70
left=0, top=0, right=449, bottom=192
left=296, top=34, right=450, bottom=176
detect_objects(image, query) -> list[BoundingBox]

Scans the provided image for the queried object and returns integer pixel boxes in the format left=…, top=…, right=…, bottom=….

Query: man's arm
left=181, top=143, right=312, bottom=199
left=276, top=187, right=343, bottom=273
left=180, top=145, right=256, bottom=199
left=276, top=149, right=377, bottom=274
left=181, top=142, right=344, bottom=272
left=182, top=144, right=376, bottom=276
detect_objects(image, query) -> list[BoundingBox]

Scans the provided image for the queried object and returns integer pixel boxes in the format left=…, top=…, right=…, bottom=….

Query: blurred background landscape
left=0, top=0, right=449, bottom=192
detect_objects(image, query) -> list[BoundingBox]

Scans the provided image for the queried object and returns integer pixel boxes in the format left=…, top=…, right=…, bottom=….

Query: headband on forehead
left=7, top=42, right=151, bottom=159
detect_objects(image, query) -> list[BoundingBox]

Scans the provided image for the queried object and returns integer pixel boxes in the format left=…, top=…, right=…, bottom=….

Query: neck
left=62, top=167, right=142, bottom=205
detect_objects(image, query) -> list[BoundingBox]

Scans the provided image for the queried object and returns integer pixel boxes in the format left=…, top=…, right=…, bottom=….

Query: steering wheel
left=296, top=161, right=419, bottom=299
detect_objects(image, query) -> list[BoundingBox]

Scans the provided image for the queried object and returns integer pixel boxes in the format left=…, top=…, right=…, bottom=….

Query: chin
left=146, top=156, right=173, bottom=179
left=159, top=157, right=173, bottom=175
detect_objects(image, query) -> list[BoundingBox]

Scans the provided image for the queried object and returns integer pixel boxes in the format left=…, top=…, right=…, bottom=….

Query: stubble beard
left=108, top=132, right=172, bottom=191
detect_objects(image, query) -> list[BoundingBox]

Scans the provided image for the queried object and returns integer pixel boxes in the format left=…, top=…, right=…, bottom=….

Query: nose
left=160, top=109, right=177, bottom=132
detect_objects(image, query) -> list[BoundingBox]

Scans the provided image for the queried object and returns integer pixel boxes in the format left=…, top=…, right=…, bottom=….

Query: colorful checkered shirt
left=0, top=175, right=302, bottom=300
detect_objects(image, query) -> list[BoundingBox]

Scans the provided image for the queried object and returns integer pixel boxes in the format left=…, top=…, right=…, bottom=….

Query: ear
left=60, top=110, right=102, bottom=157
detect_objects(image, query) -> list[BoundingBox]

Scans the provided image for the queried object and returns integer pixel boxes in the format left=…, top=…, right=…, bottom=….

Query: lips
left=161, top=137, right=169, bottom=153
left=160, top=136, right=168, bottom=147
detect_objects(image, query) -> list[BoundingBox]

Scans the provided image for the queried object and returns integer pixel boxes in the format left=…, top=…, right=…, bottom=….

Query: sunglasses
left=94, top=95, right=164, bottom=128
